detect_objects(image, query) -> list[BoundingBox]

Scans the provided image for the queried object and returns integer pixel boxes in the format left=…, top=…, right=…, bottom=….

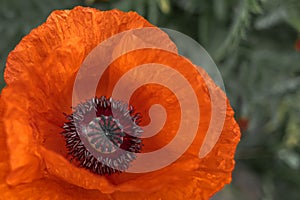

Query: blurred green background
left=1, top=0, right=300, bottom=199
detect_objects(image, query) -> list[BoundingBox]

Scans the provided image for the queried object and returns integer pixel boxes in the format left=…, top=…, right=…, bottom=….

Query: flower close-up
left=0, top=6, right=240, bottom=200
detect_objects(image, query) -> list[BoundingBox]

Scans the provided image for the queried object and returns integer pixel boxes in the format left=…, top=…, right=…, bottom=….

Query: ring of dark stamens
left=62, top=96, right=143, bottom=175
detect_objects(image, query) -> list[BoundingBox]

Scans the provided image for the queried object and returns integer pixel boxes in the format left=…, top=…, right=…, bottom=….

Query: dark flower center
left=84, top=116, right=124, bottom=154
left=62, top=96, right=143, bottom=175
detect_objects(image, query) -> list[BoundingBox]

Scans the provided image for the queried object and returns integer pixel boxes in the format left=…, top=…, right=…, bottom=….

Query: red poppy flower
left=238, top=117, right=249, bottom=132
left=0, top=6, right=240, bottom=199
left=295, top=38, right=300, bottom=51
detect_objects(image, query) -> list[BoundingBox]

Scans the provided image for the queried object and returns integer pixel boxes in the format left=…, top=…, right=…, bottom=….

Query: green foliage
left=215, top=0, right=263, bottom=61
left=1, top=0, right=300, bottom=199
